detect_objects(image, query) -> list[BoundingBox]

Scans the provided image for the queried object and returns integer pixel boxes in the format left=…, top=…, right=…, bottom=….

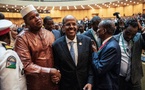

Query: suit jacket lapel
left=77, top=35, right=83, bottom=66
left=61, top=36, right=76, bottom=66
left=98, top=37, right=114, bottom=54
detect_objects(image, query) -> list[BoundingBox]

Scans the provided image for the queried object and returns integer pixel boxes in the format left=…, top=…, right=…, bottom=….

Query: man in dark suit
left=92, top=19, right=121, bottom=90
left=52, top=15, right=93, bottom=90
left=114, top=18, right=145, bottom=90
left=43, top=16, right=61, bottom=40
left=83, top=16, right=101, bottom=49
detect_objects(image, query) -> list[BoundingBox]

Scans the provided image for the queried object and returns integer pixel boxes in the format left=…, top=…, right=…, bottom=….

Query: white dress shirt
left=119, top=34, right=132, bottom=77
left=65, top=36, right=78, bottom=65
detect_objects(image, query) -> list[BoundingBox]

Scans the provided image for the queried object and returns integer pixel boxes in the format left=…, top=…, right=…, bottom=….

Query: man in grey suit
left=114, top=18, right=145, bottom=90
left=52, top=15, right=93, bottom=90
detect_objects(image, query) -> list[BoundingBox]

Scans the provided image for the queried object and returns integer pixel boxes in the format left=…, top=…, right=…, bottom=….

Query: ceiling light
left=74, top=6, right=77, bottom=9
left=44, top=6, right=47, bottom=10
left=37, top=6, right=40, bottom=9
left=88, top=5, right=94, bottom=9
left=81, top=5, right=85, bottom=9
left=59, top=6, right=62, bottom=10
left=67, top=6, right=69, bottom=10
left=52, top=6, right=55, bottom=10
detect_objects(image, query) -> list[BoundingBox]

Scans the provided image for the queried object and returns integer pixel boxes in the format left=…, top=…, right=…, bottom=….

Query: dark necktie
left=69, top=41, right=76, bottom=65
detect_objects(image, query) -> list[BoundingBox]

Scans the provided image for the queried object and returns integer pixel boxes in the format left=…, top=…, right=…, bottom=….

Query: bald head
left=99, top=19, right=115, bottom=35
left=62, top=15, right=77, bottom=25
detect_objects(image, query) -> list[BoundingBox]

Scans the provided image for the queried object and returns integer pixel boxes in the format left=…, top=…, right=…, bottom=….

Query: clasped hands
left=50, top=68, right=61, bottom=84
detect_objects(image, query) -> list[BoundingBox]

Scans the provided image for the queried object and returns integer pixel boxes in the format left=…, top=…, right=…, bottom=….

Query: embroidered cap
left=20, top=4, right=36, bottom=18
left=0, top=19, right=12, bottom=36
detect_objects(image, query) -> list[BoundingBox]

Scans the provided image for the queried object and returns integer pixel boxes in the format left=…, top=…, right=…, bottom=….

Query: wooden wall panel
left=2, top=3, right=145, bottom=25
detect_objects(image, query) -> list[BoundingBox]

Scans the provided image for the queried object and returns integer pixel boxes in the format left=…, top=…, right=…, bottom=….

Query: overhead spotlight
left=81, top=5, right=85, bottom=9
left=37, top=6, right=40, bottom=9
left=44, top=6, right=47, bottom=10
left=59, top=6, right=62, bottom=10
left=67, top=6, right=69, bottom=10
left=52, top=6, right=55, bottom=10
left=74, top=6, right=77, bottom=9
left=88, top=5, right=94, bottom=9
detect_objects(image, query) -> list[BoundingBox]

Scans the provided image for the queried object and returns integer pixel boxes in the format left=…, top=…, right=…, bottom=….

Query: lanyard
left=121, top=35, right=132, bottom=58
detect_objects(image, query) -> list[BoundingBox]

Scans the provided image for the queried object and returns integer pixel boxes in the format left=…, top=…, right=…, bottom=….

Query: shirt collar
left=102, top=36, right=112, bottom=44
left=121, top=33, right=133, bottom=45
left=0, top=41, right=7, bottom=44
left=65, top=35, right=77, bottom=44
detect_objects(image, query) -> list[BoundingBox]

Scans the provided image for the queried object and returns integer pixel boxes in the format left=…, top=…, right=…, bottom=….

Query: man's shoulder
left=52, top=30, right=60, bottom=33
left=83, top=29, right=92, bottom=35
left=53, top=36, right=65, bottom=45
left=78, top=34, right=91, bottom=39
left=113, top=33, right=121, bottom=40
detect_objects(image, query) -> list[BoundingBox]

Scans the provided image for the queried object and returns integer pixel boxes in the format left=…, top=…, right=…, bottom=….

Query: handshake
left=50, top=68, right=61, bottom=84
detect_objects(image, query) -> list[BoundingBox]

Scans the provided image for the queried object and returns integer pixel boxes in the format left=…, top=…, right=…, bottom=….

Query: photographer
left=113, top=12, right=125, bottom=35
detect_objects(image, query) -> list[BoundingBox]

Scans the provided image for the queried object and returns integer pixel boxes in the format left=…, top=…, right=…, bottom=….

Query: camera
left=113, top=12, right=124, bottom=35
left=113, top=12, right=121, bottom=19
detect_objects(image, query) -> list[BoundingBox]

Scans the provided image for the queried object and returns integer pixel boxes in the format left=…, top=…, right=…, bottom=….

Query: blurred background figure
left=83, top=16, right=102, bottom=50
left=77, top=23, right=85, bottom=35
left=54, top=23, right=60, bottom=30
left=0, top=12, right=5, bottom=19
left=43, top=16, right=61, bottom=40
left=113, top=12, right=125, bottom=35
left=10, top=24, right=18, bottom=47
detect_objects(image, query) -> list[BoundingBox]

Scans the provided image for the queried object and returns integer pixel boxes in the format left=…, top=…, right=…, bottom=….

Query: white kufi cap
left=20, top=4, right=36, bottom=18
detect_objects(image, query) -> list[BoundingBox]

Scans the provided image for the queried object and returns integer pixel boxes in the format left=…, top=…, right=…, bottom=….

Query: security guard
left=0, top=19, right=27, bottom=90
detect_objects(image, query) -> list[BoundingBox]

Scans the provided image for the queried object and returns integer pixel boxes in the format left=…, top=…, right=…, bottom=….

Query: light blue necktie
left=69, top=41, right=76, bottom=64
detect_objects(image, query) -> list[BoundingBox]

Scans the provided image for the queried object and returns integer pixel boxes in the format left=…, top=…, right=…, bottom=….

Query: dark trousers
left=119, top=76, right=141, bottom=90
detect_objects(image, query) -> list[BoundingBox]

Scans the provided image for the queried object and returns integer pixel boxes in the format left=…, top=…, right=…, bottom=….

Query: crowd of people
left=0, top=4, right=145, bottom=90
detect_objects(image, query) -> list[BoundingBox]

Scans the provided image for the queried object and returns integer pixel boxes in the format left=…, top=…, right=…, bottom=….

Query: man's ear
left=104, top=29, right=107, bottom=33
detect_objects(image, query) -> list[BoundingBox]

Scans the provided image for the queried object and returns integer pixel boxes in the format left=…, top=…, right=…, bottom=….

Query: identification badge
left=6, top=55, right=16, bottom=69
